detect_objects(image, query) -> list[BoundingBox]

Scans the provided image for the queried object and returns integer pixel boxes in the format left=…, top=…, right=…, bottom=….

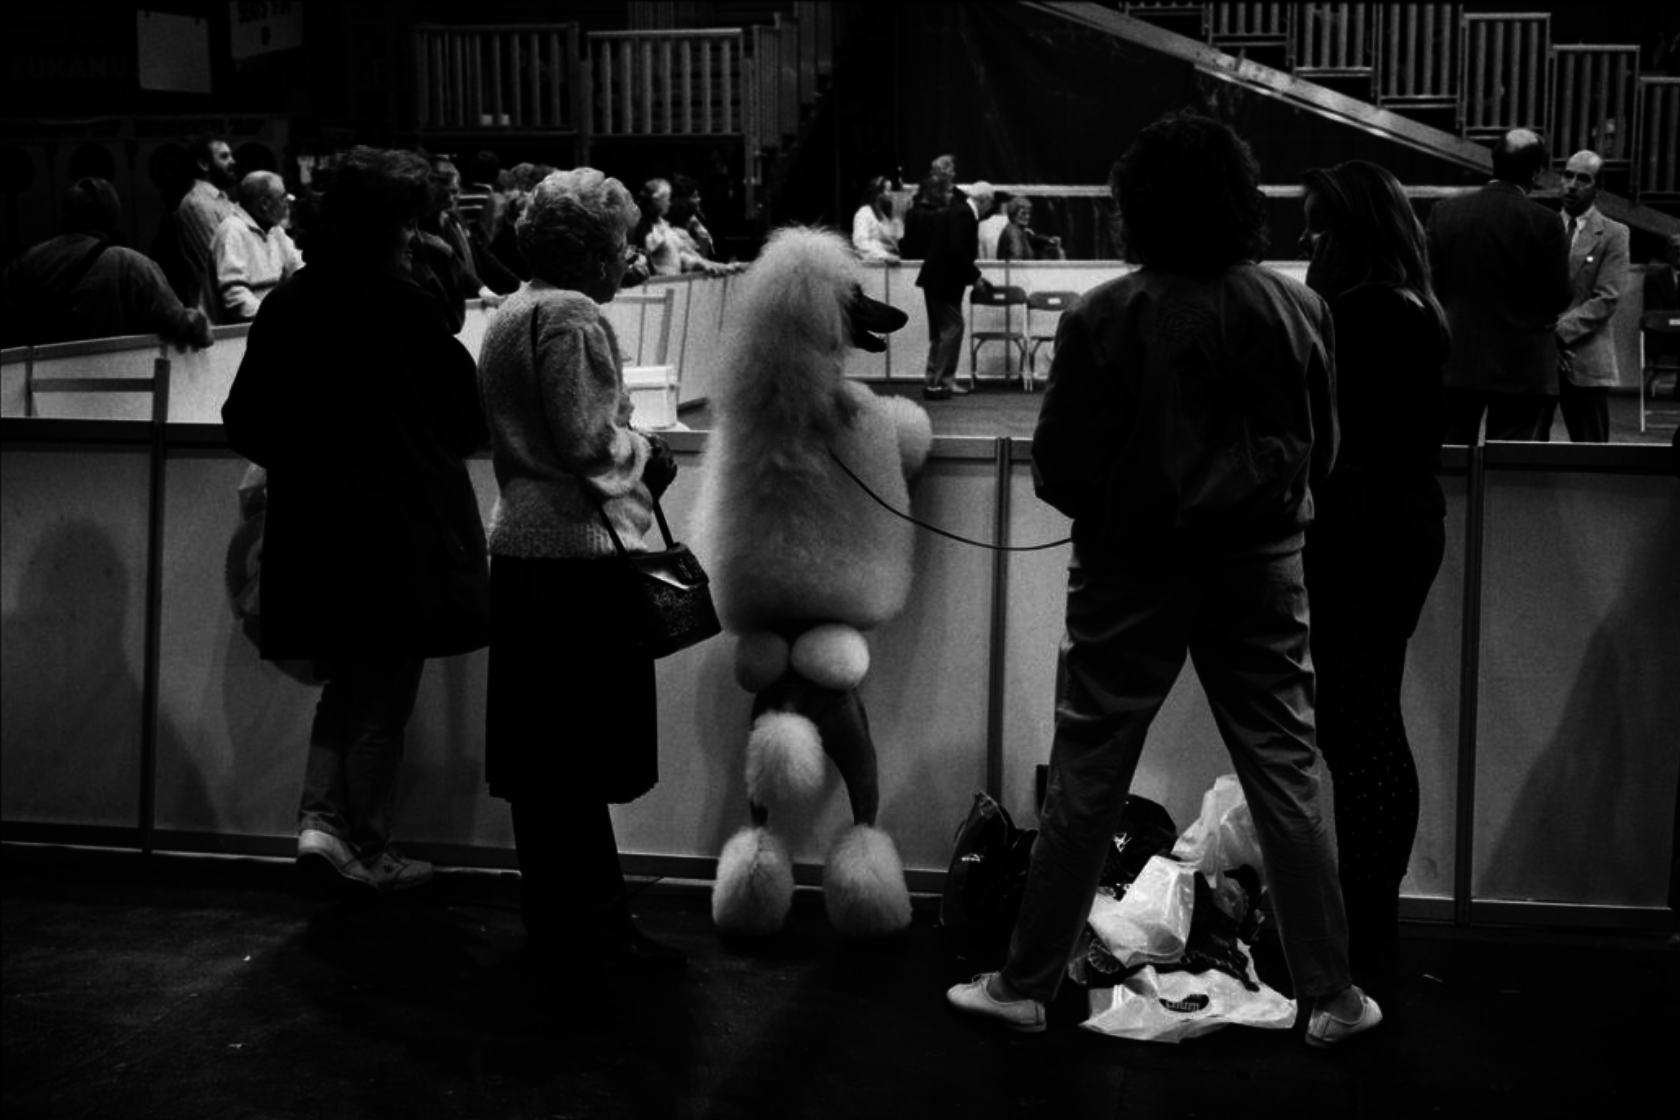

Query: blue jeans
left=298, top=656, right=426, bottom=855
left=1001, top=537, right=1351, bottom=1004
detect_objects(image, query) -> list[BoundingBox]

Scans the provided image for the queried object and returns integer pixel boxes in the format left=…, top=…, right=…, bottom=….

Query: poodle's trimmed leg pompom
left=823, top=824, right=912, bottom=938
left=746, top=710, right=826, bottom=804
left=789, top=624, right=870, bottom=692
left=712, top=826, right=795, bottom=936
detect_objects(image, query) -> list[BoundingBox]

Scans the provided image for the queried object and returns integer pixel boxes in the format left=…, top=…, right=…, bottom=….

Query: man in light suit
left=1428, top=129, right=1572, bottom=443
left=1555, top=150, right=1631, bottom=443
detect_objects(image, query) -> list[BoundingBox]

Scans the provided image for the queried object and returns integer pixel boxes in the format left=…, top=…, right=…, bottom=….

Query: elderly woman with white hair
left=475, top=167, right=685, bottom=972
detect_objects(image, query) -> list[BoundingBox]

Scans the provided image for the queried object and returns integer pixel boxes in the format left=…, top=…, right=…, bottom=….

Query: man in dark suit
left=1555, top=149, right=1631, bottom=443
left=914, top=177, right=994, bottom=400
left=1427, top=129, right=1572, bottom=443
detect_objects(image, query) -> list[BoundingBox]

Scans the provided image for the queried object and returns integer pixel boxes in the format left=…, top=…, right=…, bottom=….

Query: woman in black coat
left=1300, top=160, right=1451, bottom=1004
left=222, top=147, right=491, bottom=892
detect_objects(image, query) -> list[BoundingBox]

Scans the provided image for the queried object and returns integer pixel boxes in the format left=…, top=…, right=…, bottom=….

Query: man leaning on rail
left=0, top=177, right=211, bottom=351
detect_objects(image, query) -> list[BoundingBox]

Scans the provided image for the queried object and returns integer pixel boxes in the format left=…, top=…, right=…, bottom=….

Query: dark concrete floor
left=4, top=844, right=1676, bottom=1120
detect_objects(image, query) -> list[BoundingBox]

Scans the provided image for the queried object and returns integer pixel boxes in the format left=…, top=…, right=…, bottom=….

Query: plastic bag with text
left=1082, top=956, right=1296, bottom=1044
left=1086, top=854, right=1195, bottom=969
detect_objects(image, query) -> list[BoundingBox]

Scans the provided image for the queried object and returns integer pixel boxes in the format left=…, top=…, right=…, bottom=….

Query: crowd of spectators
left=0, top=137, right=764, bottom=352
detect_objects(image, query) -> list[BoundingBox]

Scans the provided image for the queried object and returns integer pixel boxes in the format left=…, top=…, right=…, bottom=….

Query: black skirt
left=485, top=554, right=658, bottom=804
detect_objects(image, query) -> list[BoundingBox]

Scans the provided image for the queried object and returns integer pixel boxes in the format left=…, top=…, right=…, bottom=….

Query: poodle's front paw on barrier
left=712, top=826, right=795, bottom=936
left=823, top=824, right=912, bottom=938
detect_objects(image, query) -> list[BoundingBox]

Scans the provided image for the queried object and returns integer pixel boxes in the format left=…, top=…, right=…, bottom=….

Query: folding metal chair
left=967, top=284, right=1028, bottom=389
left=1640, top=310, right=1680, bottom=434
left=1024, top=290, right=1078, bottom=391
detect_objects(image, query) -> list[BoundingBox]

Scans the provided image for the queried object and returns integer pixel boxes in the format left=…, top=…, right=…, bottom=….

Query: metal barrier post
left=1453, top=438, right=1486, bottom=926
left=986, top=437, right=1013, bottom=799
left=137, top=351, right=172, bottom=856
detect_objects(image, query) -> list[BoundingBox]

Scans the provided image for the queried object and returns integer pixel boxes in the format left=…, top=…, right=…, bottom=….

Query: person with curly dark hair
left=1301, top=159, right=1451, bottom=1006
left=222, top=146, right=491, bottom=893
left=948, top=112, right=1378, bottom=1048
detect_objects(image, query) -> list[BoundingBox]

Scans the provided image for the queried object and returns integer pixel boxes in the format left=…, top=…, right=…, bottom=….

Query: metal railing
left=1552, top=45, right=1639, bottom=166
left=414, top=23, right=582, bottom=133
left=1208, top=2, right=1290, bottom=44
left=1294, top=3, right=1373, bottom=75
left=1376, top=3, right=1460, bottom=107
left=587, top=28, right=746, bottom=137
left=1461, top=12, right=1551, bottom=137
left=1637, top=77, right=1679, bottom=199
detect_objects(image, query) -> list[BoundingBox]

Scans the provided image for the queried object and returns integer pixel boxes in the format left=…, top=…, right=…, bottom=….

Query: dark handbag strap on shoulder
left=527, top=297, right=672, bottom=553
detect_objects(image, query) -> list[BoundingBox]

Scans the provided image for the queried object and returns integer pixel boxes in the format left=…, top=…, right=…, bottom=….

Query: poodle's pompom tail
left=823, top=824, right=912, bottom=938
left=745, top=711, right=826, bottom=804
left=877, top=394, right=935, bottom=479
left=789, top=624, right=870, bottom=692
left=733, top=631, right=790, bottom=693
left=713, top=826, right=794, bottom=936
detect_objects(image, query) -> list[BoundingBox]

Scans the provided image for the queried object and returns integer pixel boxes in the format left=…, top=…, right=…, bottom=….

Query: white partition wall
left=1, top=445, right=152, bottom=829
left=1472, top=453, right=1680, bottom=911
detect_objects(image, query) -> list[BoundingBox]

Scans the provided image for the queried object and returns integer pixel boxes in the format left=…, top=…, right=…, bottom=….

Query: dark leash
left=826, top=448, right=1072, bottom=553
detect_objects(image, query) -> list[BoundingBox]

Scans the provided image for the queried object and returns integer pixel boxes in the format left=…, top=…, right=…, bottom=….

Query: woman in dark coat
left=221, top=146, right=491, bottom=892
left=1300, top=160, right=1451, bottom=1004
left=476, top=167, right=684, bottom=970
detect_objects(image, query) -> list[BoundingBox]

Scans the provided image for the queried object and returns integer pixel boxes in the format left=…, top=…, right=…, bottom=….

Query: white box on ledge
left=624, top=364, right=680, bottom=429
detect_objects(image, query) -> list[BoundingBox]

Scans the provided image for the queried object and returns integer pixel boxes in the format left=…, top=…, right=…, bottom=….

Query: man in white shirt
left=1555, top=149, right=1630, bottom=443
left=212, top=171, right=303, bottom=323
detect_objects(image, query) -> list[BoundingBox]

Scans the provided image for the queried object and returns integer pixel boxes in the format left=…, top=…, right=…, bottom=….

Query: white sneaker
left=297, top=828, right=357, bottom=874
left=946, top=972, right=1046, bottom=1033
left=1306, top=988, right=1383, bottom=1048
left=342, top=848, right=433, bottom=893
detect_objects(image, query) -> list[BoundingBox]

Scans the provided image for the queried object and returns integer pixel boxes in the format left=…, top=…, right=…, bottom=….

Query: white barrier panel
left=25, top=335, right=162, bottom=422
left=169, top=324, right=249, bottom=423
left=2, top=431, right=1675, bottom=913
left=0, top=446, right=152, bottom=828
left=1472, top=463, right=1680, bottom=907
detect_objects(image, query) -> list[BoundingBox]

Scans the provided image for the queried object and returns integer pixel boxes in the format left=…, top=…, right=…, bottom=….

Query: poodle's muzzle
left=848, top=283, right=909, bottom=353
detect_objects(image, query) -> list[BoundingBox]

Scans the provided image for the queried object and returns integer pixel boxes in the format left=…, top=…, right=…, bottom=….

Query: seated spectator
left=851, top=175, right=903, bottom=262
left=669, top=174, right=719, bottom=260
left=485, top=162, right=554, bottom=282
left=212, top=171, right=304, bottom=323
left=410, top=172, right=472, bottom=335
left=427, top=157, right=518, bottom=301
left=635, top=178, right=733, bottom=276
left=978, top=191, right=1011, bottom=260
left=997, top=196, right=1066, bottom=261
left=1644, top=233, right=1680, bottom=387
left=1, top=177, right=211, bottom=349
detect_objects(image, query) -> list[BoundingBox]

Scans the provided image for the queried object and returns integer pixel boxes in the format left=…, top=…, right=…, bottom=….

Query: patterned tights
left=1311, top=624, right=1420, bottom=998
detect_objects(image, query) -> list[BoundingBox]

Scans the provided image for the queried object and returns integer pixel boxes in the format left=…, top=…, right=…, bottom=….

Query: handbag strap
left=527, top=299, right=674, bottom=557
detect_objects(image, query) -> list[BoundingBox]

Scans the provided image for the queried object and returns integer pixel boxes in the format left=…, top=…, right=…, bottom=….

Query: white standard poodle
left=690, top=225, right=933, bottom=938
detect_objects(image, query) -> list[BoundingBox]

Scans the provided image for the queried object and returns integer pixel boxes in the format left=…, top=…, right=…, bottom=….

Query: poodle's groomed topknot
left=713, top=226, right=865, bottom=440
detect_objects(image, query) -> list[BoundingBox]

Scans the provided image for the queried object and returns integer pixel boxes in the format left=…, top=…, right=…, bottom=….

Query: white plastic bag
left=1081, top=953, right=1296, bottom=1044
left=1086, top=854, right=1195, bottom=969
left=1171, top=774, right=1266, bottom=889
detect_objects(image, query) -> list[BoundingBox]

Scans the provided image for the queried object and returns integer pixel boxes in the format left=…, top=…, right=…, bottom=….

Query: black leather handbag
left=528, top=300, right=719, bottom=658
left=595, top=496, right=721, bottom=659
